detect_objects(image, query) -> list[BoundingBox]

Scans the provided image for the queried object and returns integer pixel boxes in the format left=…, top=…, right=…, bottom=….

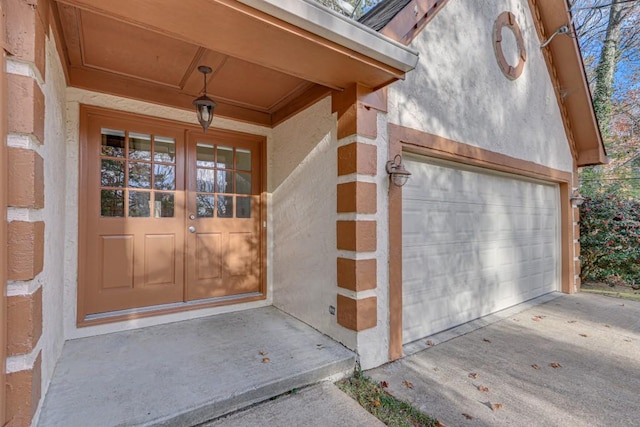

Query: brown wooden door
left=185, top=131, right=262, bottom=300
left=83, top=113, right=186, bottom=315
left=81, top=108, right=264, bottom=319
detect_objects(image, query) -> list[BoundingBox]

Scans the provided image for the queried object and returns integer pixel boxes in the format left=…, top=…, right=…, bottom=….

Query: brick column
left=4, top=0, right=49, bottom=425
left=332, top=84, right=386, bottom=333
left=1, top=1, right=8, bottom=422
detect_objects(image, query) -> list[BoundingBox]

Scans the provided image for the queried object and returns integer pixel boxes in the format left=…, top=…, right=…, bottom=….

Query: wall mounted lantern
left=193, top=65, right=216, bottom=133
left=386, top=154, right=412, bottom=187
left=570, top=190, right=585, bottom=206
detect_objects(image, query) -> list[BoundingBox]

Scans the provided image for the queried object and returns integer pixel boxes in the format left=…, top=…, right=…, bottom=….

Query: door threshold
left=80, top=292, right=265, bottom=327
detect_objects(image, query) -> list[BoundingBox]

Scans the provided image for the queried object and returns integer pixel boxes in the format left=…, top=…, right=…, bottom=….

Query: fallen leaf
left=373, top=399, right=381, bottom=407
left=483, top=338, right=492, bottom=343
left=604, top=324, right=611, bottom=328
left=490, top=403, right=504, bottom=411
left=380, top=381, right=389, bottom=388
left=402, top=380, right=414, bottom=389
left=567, top=320, right=577, bottom=324
left=477, top=385, right=489, bottom=392
left=261, top=357, right=270, bottom=363
left=468, top=373, right=479, bottom=379
left=259, top=351, right=268, bottom=355
left=549, top=362, right=561, bottom=368
left=437, top=421, right=447, bottom=427
left=462, top=413, right=474, bottom=420
left=532, top=315, right=545, bottom=322
left=426, top=340, right=435, bottom=346
left=579, top=333, right=588, bottom=338
left=531, top=364, right=540, bottom=370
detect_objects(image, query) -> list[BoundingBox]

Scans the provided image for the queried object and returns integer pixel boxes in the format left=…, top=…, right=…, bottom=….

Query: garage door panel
left=402, top=157, right=559, bottom=344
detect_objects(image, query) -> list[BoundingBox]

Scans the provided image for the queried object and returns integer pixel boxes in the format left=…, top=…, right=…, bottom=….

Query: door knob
left=188, top=226, right=196, bottom=233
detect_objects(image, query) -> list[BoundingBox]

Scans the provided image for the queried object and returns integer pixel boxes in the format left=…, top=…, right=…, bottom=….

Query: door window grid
left=100, top=128, right=176, bottom=218
left=196, top=144, right=252, bottom=218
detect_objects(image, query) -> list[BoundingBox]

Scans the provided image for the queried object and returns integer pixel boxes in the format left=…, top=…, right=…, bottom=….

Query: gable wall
left=387, top=0, right=574, bottom=173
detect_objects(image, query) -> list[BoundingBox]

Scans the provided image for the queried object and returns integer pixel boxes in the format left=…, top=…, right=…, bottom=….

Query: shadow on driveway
left=368, top=293, right=640, bottom=427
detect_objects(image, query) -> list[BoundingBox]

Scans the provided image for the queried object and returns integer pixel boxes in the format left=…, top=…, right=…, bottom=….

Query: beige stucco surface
left=38, top=33, right=68, bottom=420
left=271, top=100, right=393, bottom=369
left=388, top=0, right=574, bottom=173
left=271, top=97, right=356, bottom=350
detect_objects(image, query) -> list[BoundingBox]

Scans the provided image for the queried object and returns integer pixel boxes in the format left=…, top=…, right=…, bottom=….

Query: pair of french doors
left=80, top=109, right=263, bottom=320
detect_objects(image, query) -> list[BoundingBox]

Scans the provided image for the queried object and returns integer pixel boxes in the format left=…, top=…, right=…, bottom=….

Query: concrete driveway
left=368, top=293, right=640, bottom=427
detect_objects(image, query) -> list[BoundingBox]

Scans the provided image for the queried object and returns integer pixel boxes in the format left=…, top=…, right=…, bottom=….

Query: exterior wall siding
left=387, top=0, right=574, bottom=173
left=270, top=97, right=357, bottom=350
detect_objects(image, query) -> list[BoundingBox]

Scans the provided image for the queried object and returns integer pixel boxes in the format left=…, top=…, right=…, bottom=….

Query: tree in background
left=571, top=0, right=640, bottom=286
left=571, top=0, right=640, bottom=198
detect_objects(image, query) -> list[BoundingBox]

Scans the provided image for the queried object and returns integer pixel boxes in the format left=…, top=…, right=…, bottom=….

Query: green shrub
left=579, top=193, right=640, bottom=285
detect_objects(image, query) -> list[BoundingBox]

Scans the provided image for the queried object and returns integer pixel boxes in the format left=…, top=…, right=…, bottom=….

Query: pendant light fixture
left=193, top=65, right=216, bottom=133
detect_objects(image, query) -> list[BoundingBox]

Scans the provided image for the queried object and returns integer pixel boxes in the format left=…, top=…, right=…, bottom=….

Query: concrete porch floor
left=37, top=307, right=355, bottom=427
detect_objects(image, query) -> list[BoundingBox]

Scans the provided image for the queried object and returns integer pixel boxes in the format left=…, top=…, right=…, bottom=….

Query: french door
left=80, top=107, right=263, bottom=320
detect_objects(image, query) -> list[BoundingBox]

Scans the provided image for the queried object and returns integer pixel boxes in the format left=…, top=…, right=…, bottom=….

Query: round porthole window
left=493, top=11, right=526, bottom=80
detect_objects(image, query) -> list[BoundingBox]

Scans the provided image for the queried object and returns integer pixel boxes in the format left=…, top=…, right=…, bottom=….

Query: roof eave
left=238, top=0, right=419, bottom=73
left=535, top=0, right=607, bottom=167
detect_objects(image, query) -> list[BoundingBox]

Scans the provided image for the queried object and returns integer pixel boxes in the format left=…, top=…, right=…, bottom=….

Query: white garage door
left=402, top=155, right=559, bottom=344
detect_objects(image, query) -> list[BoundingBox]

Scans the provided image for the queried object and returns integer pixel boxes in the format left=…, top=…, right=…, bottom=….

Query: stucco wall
left=388, top=0, right=574, bottom=173
left=271, top=97, right=356, bottom=349
left=33, top=33, right=68, bottom=422
left=63, top=89, right=274, bottom=340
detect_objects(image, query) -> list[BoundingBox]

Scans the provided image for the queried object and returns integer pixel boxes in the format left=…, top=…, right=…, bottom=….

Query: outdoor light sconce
left=540, top=25, right=571, bottom=48
left=386, top=154, right=412, bottom=187
left=193, top=65, right=216, bottom=133
left=570, top=190, right=585, bottom=206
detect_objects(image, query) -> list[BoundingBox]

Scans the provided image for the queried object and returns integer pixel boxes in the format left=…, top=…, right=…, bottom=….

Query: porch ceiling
left=53, top=0, right=418, bottom=127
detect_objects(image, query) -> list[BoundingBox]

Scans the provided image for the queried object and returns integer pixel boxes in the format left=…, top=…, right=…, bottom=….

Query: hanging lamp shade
left=193, top=66, right=216, bottom=132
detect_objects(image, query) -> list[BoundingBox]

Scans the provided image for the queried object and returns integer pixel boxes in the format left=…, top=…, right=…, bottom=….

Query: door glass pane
left=216, top=146, right=233, bottom=169
left=197, top=194, right=215, bottom=217
left=101, top=129, right=125, bottom=157
left=236, top=196, right=251, bottom=218
left=154, top=164, right=175, bottom=190
left=236, top=172, right=251, bottom=195
left=196, top=168, right=215, bottom=193
left=216, top=170, right=233, bottom=194
left=154, top=192, right=174, bottom=218
left=129, top=163, right=152, bottom=188
left=216, top=195, right=233, bottom=218
left=129, top=133, right=152, bottom=160
left=101, top=190, right=124, bottom=217
left=129, top=191, right=151, bottom=217
left=154, top=136, right=176, bottom=163
left=196, top=143, right=215, bottom=167
left=101, top=159, right=125, bottom=187
left=236, top=148, right=251, bottom=171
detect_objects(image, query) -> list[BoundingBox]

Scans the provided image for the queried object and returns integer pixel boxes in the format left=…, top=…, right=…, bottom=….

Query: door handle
left=188, top=226, right=196, bottom=233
